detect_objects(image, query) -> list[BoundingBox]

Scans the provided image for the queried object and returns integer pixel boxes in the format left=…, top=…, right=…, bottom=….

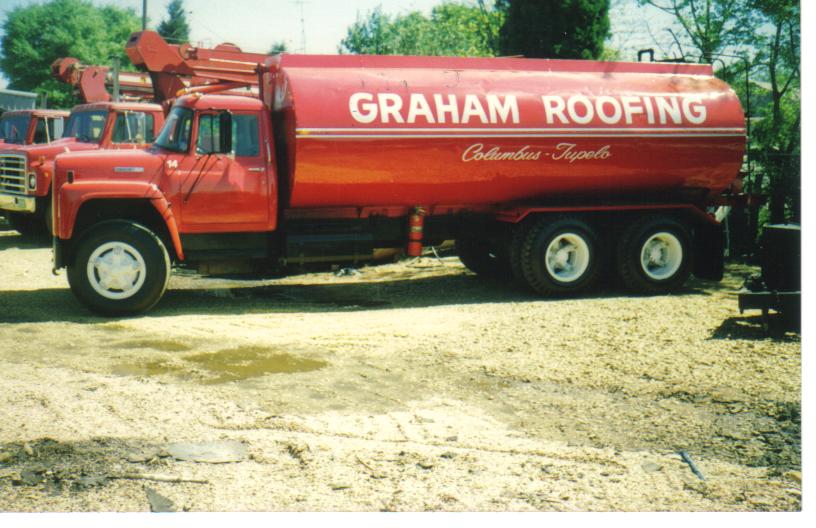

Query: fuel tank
left=265, top=54, right=745, bottom=209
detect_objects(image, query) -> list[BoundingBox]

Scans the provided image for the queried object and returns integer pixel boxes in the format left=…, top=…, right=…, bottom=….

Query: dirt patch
left=0, top=228, right=801, bottom=511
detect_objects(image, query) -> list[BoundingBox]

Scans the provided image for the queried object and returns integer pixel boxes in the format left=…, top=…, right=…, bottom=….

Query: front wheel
left=616, top=216, right=692, bottom=293
left=67, top=221, right=171, bottom=316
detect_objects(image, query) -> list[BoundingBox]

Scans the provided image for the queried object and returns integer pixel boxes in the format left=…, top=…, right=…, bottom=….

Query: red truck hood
left=0, top=137, right=99, bottom=159
left=53, top=148, right=165, bottom=190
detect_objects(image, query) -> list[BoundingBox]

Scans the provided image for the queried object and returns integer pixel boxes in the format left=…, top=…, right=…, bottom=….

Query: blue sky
left=0, top=0, right=679, bottom=89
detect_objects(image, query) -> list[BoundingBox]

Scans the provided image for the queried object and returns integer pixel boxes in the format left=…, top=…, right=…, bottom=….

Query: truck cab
left=51, top=94, right=273, bottom=314
left=0, top=101, right=164, bottom=235
left=0, top=109, right=69, bottom=146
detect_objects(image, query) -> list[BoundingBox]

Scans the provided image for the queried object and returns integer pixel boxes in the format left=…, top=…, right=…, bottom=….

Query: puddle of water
left=187, top=346, right=327, bottom=384
left=113, top=346, right=327, bottom=385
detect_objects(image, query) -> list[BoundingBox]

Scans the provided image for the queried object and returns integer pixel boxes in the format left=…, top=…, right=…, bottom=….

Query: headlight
left=27, top=172, right=36, bottom=191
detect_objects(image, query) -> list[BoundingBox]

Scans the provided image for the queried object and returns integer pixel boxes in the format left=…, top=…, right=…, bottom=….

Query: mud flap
left=52, top=236, right=67, bottom=269
left=693, top=222, right=724, bottom=281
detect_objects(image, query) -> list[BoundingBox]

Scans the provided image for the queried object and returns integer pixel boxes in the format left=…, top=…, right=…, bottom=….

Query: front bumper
left=0, top=193, right=35, bottom=213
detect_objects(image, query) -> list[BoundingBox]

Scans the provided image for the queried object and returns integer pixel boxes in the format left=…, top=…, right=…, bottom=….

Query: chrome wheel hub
left=545, top=233, right=590, bottom=283
left=640, top=232, right=683, bottom=280
left=87, top=241, right=146, bottom=300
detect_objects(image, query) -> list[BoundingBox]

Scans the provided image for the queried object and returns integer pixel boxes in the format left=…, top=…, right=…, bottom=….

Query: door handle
left=248, top=167, right=264, bottom=172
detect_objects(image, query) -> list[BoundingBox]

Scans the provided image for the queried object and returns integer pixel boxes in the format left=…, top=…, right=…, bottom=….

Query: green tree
left=640, top=0, right=800, bottom=231
left=748, top=0, right=799, bottom=224
left=268, top=41, right=289, bottom=54
left=0, top=0, right=141, bottom=108
left=498, top=0, right=611, bottom=59
left=639, top=0, right=755, bottom=63
left=340, top=3, right=503, bottom=57
left=157, top=0, right=191, bottom=44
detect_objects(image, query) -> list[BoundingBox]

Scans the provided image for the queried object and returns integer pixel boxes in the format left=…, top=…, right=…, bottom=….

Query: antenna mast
left=295, top=1, right=308, bottom=53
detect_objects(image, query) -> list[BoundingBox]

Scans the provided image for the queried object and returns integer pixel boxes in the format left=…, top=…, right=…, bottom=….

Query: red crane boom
left=51, top=31, right=265, bottom=106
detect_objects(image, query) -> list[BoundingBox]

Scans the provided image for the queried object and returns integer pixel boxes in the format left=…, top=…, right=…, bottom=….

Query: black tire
left=67, top=221, right=171, bottom=316
left=42, top=198, right=53, bottom=236
left=520, top=216, right=600, bottom=295
left=7, top=212, right=42, bottom=237
left=615, top=215, right=692, bottom=293
left=509, top=221, right=532, bottom=285
left=456, top=237, right=510, bottom=279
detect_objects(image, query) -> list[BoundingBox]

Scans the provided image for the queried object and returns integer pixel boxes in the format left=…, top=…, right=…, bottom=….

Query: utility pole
left=142, top=0, right=147, bottom=30
left=294, top=1, right=308, bottom=53
left=112, top=58, right=120, bottom=102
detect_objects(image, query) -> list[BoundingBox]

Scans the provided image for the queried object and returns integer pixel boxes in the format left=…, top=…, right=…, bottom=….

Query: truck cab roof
left=175, top=94, right=264, bottom=112
left=71, top=101, right=163, bottom=113
left=2, top=108, right=70, bottom=118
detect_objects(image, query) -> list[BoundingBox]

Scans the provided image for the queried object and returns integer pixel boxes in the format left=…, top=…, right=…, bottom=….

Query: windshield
left=33, top=116, right=66, bottom=144
left=0, top=114, right=31, bottom=144
left=64, top=110, right=108, bottom=143
left=112, top=111, right=155, bottom=144
left=154, top=106, right=193, bottom=153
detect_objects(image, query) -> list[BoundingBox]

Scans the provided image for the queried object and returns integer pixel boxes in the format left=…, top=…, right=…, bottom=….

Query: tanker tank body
left=265, top=54, right=745, bottom=209
left=265, top=53, right=745, bottom=299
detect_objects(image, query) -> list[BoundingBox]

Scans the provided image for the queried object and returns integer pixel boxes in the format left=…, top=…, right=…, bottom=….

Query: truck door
left=179, top=110, right=269, bottom=228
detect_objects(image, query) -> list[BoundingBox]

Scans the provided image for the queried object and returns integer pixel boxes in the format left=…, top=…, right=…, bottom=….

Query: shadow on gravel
left=710, top=314, right=800, bottom=342
left=0, top=273, right=710, bottom=323
left=0, top=231, right=51, bottom=250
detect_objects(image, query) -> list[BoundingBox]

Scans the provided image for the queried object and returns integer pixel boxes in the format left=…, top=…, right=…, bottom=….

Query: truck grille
left=0, top=153, right=27, bottom=196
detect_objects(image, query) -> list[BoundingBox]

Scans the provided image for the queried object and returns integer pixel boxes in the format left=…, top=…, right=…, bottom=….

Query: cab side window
left=33, top=119, right=48, bottom=143
left=196, top=114, right=222, bottom=154
left=32, top=117, right=65, bottom=143
left=112, top=112, right=155, bottom=144
left=50, top=117, right=65, bottom=140
left=232, top=114, right=259, bottom=157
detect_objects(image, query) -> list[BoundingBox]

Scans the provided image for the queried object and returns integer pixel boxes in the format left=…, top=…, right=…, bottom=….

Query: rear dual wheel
left=615, top=216, right=692, bottom=293
left=511, top=214, right=692, bottom=296
left=516, top=217, right=600, bottom=295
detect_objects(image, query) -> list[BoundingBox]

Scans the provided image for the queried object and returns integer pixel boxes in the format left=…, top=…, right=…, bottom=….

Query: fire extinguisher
left=406, top=206, right=426, bottom=257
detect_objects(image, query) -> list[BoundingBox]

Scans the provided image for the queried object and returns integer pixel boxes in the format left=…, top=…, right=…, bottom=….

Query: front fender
left=35, top=160, right=55, bottom=198
left=56, top=180, right=184, bottom=261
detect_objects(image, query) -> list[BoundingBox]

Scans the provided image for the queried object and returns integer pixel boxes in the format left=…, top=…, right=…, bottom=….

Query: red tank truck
left=0, top=60, right=164, bottom=235
left=51, top=53, right=746, bottom=315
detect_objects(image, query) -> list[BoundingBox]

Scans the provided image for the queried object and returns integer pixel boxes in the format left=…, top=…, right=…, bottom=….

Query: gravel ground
left=0, top=225, right=802, bottom=512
